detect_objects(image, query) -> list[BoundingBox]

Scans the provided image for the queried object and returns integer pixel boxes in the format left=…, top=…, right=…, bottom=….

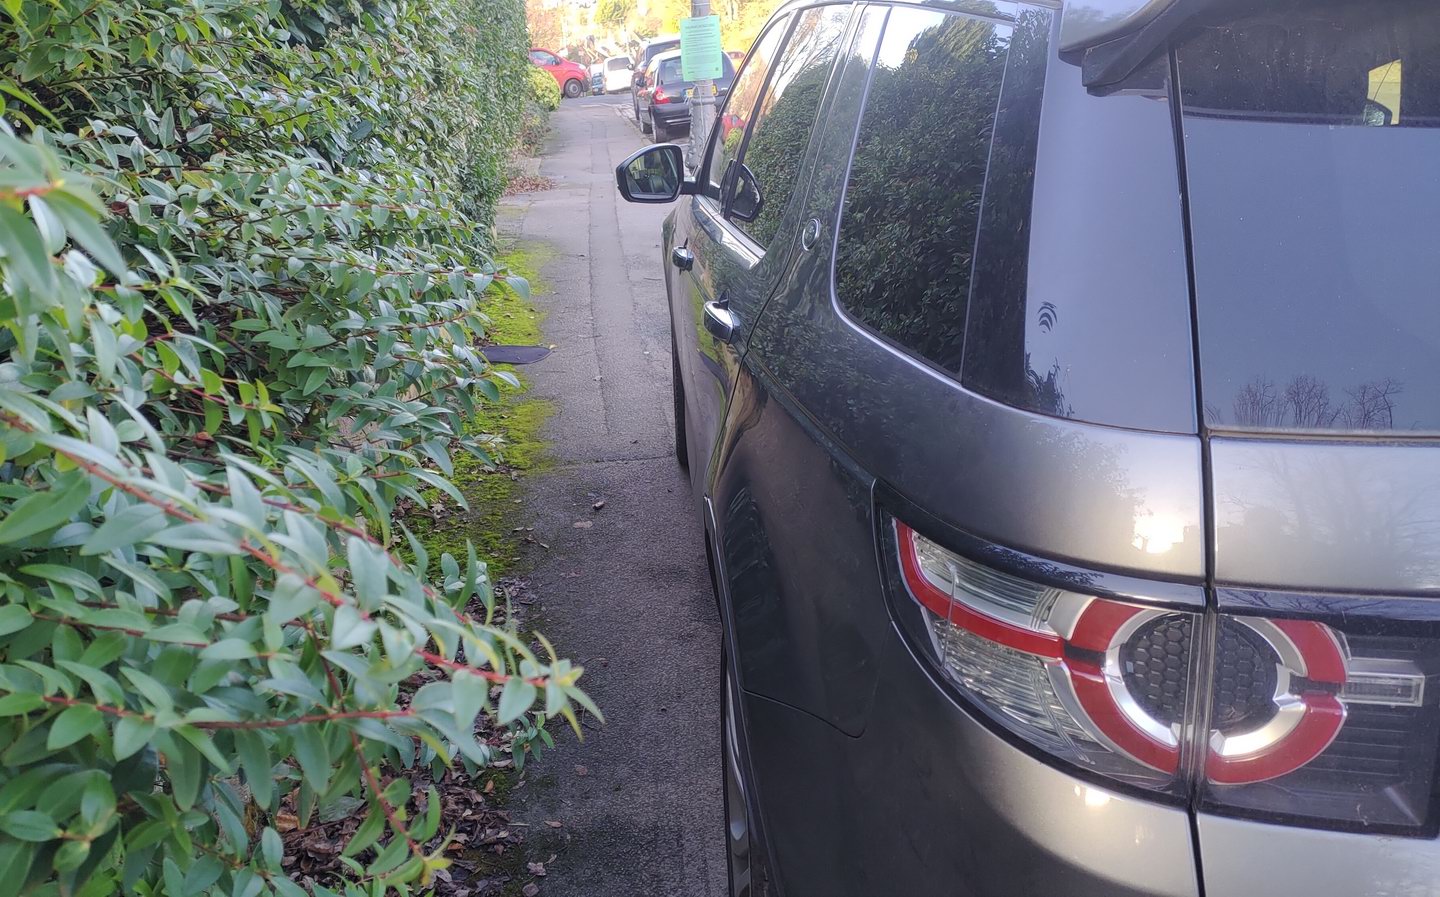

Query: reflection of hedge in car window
left=738, top=63, right=831, bottom=246
left=835, top=16, right=1009, bottom=373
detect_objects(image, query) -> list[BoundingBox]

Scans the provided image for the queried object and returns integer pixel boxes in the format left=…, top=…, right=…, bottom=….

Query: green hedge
left=529, top=67, right=563, bottom=114
left=0, top=0, right=589, bottom=895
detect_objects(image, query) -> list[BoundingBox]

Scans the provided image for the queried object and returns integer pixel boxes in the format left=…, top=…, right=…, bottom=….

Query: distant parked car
left=638, top=49, right=737, bottom=143
left=589, top=63, right=605, bottom=95
left=630, top=34, right=680, bottom=121
left=601, top=55, right=633, bottom=93
left=529, top=47, right=588, bottom=99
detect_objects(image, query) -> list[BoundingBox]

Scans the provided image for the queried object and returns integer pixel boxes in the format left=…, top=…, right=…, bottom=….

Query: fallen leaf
left=592, top=500, right=605, bottom=511
left=544, top=820, right=563, bottom=828
left=274, top=813, right=301, bottom=833
left=522, top=884, right=540, bottom=897
left=528, top=861, right=547, bottom=876
left=574, top=765, right=587, bottom=776
left=572, top=520, right=592, bottom=529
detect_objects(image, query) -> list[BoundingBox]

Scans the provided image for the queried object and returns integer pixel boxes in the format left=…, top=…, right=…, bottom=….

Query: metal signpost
left=679, top=11, right=722, bottom=170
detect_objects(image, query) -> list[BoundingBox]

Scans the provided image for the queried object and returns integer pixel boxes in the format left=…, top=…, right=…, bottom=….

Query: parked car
left=637, top=49, right=737, bottom=142
left=630, top=34, right=680, bottom=121
left=616, top=0, right=1440, bottom=895
left=589, top=63, right=605, bottom=95
left=528, top=47, right=588, bottom=99
left=601, top=54, right=633, bottom=93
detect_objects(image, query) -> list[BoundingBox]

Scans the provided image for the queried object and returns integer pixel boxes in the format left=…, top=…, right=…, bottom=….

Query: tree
left=596, top=0, right=636, bottom=32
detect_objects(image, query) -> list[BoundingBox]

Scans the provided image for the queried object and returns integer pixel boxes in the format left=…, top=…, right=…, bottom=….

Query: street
left=498, top=92, right=726, bottom=897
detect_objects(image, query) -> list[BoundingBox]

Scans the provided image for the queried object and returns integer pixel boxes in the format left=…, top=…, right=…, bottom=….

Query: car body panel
left=665, top=198, right=760, bottom=489
left=1057, top=0, right=1173, bottom=52
left=1211, top=436, right=1440, bottom=594
left=695, top=3, right=1205, bottom=894
left=1197, top=814, right=1440, bottom=897
left=741, top=627, right=1201, bottom=897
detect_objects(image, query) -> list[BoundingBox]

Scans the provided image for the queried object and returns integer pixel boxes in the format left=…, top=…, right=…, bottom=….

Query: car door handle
left=703, top=300, right=737, bottom=344
left=671, top=246, right=695, bottom=271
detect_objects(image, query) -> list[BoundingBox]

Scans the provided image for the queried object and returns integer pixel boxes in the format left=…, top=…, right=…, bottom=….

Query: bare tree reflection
left=1228, top=374, right=1404, bottom=430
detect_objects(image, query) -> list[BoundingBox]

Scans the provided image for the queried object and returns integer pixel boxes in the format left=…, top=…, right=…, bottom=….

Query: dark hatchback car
left=631, top=34, right=681, bottom=121
left=639, top=49, right=738, bottom=142
left=618, top=0, right=1440, bottom=895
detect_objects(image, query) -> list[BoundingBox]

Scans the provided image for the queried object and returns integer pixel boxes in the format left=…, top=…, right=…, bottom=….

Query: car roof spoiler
left=1061, top=0, right=1235, bottom=88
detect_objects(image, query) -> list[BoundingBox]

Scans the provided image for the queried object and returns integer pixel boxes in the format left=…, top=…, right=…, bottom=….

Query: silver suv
left=617, top=0, right=1440, bottom=893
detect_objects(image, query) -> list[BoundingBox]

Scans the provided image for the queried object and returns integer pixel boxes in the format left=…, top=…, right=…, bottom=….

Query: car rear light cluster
left=892, top=520, right=1440, bottom=831
left=654, top=87, right=672, bottom=104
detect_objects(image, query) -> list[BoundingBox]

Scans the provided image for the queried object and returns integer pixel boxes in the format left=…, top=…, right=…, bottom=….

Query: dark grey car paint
left=646, top=0, right=1440, bottom=894
left=1212, top=437, right=1440, bottom=594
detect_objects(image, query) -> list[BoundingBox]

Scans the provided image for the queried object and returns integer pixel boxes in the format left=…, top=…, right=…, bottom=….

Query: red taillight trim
left=895, top=522, right=1064, bottom=659
left=1204, top=619, right=1348, bottom=784
left=1207, top=693, right=1346, bottom=784
left=1067, top=602, right=1184, bottom=773
left=654, top=87, right=671, bottom=104
left=1068, top=658, right=1183, bottom=773
left=1068, top=599, right=1144, bottom=653
left=1273, top=619, right=1347, bottom=684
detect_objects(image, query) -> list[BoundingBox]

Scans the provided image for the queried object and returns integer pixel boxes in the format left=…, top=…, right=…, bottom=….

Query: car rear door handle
left=703, top=300, right=737, bottom=343
left=671, top=246, right=695, bottom=271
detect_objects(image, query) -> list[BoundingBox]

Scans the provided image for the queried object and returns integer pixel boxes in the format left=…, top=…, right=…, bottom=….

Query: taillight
left=892, top=521, right=1440, bottom=832
left=654, top=86, right=671, bottom=104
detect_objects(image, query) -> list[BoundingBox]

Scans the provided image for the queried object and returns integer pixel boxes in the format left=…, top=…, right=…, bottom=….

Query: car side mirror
left=615, top=144, right=695, bottom=204
left=726, top=163, right=763, bottom=222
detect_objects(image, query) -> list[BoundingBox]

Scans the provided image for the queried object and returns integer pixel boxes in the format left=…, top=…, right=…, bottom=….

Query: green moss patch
left=408, top=241, right=556, bottom=576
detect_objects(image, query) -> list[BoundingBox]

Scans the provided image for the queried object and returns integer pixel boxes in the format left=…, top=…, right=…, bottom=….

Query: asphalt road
left=497, top=93, right=726, bottom=897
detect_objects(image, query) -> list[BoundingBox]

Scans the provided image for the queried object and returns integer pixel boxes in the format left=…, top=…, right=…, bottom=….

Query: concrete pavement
left=497, top=93, right=726, bottom=897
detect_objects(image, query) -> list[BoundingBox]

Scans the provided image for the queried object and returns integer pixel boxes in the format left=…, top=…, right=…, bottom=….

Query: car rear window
left=658, top=57, right=682, bottom=83
left=1179, top=0, right=1440, bottom=432
left=607, top=58, right=629, bottom=70
left=646, top=41, right=679, bottom=63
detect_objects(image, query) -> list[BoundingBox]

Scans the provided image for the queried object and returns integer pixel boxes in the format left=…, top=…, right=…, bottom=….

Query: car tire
left=563, top=78, right=583, bottom=98
left=641, top=109, right=653, bottom=135
left=633, top=96, right=641, bottom=120
left=654, top=118, right=670, bottom=142
left=671, top=333, right=688, bottom=471
left=722, top=646, right=770, bottom=897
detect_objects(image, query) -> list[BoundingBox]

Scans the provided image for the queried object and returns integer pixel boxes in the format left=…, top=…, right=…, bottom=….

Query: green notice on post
left=680, top=15, right=723, bottom=81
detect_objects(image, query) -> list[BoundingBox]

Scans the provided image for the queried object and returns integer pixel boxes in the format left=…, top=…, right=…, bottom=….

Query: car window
left=959, top=18, right=1196, bottom=433
left=658, top=56, right=682, bottom=84
left=726, top=4, right=850, bottom=247
left=607, top=57, right=630, bottom=71
left=531, top=50, right=559, bottom=66
left=1179, top=0, right=1440, bottom=432
left=832, top=8, right=1010, bottom=373
left=646, top=41, right=679, bottom=65
left=705, top=13, right=792, bottom=197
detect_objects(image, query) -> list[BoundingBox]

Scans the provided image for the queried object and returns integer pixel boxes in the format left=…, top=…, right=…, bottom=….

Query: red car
left=529, top=48, right=589, bottom=99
